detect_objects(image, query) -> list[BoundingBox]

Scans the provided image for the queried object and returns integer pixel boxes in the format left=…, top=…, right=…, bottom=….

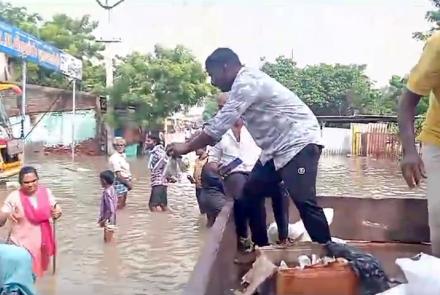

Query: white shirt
left=208, top=126, right=261, bottom=173
left=109, top=152, right=132, bottom=178
left=204, top=67, right=323, bottom=170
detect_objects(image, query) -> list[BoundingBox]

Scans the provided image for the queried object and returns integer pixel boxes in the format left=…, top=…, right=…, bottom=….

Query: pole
left=96, top=0, right=124, bottom=155
left=72, top=79, right=76, bottom=161
left=105, top=45, right=114, bottom=156
left=104, top=7, right=115, bottom=156
left=21, top=60, right=27, bottom=163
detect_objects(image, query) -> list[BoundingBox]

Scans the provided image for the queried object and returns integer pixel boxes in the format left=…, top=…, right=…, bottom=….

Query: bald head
left=217, top=92, right=229, bottom=110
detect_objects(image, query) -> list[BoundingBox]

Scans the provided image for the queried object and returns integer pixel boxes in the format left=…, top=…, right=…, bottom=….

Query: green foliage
left=260, top=56, right=298, bottom=90
left=413, top=0, right=440, bottom=41
left=260, top=58, right=430, bottom=117
left=202, top=97, right=218, bottom=121
left=109, top=45, right=214, bottom=128
left=0, top=1, right=105, bottom=92
left=261, top=57, right=381, bottom=115
left=0, top=1, right=41, bottom=34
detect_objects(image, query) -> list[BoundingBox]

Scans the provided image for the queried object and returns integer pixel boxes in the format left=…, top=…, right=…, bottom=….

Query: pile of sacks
left=379, top=253, right=440, bottom=295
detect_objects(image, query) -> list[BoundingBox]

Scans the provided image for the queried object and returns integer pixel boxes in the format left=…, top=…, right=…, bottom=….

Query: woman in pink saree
left=0, top=166, right=62, bottom=278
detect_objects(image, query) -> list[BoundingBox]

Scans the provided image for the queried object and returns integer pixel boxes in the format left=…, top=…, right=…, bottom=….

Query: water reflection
left=0, top=153, right=425, bottom=295
left=318, top=155, right=425, bottom=198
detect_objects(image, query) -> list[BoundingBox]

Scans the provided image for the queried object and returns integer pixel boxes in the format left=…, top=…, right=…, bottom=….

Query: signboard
left=0, top=20, right=83, bottom=80
left=99, top=96, right=107, bottom=113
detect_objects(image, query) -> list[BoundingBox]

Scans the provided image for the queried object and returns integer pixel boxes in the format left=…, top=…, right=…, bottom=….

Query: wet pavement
left=0, top=153, right=426, bottom=295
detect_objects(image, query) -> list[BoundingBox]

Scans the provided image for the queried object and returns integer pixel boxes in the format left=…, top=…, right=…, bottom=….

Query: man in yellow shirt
left=398, top=31, right=440, bottom=256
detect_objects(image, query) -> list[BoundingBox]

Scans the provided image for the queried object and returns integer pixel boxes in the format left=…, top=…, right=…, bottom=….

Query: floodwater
left=0, top=152, right=425, bottom=295
left=318, top=155, right=426, bottom=198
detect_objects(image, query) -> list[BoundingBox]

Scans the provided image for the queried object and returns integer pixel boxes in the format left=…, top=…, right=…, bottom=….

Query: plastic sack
left=163, top=156, right=186, bottom=179
left=394, top=253, right=440, bottom=295
left=377, top=284, right=407, bottom=295
left=267, top=208, right=335, bottom=244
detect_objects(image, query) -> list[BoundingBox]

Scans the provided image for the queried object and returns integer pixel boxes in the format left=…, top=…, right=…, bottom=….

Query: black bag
left=325, top=242, right=391, bottom=295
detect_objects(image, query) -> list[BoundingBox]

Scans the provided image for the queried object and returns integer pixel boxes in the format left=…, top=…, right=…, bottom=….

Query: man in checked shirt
left=167, top=48, right=331, bottom=244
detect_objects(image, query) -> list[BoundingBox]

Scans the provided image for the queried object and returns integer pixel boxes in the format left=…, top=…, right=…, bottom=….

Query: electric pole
left=96, top=0, right=125, bottom=155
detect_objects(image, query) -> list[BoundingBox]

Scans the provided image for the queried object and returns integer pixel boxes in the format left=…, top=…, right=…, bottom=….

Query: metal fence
left=351, top=123, right=404, bottom=159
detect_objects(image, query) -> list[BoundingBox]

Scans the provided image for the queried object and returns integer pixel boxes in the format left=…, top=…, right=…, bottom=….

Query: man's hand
left=166, top=142, right=191, bottom=157
left=401, top=150, right=426, bottom=188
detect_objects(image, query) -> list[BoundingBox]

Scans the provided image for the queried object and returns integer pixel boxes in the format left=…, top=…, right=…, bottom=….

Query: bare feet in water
left=150, top=205, right=170, bottom=212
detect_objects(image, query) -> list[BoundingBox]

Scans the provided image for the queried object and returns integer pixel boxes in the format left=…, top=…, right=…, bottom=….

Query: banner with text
left=0, top=20, right=83, bottom=80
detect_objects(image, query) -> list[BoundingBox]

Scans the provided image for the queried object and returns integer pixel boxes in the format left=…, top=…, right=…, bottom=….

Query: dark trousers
left=243, top=144, right=331, bottom=246
left=224, top=172, right=289, bottom=244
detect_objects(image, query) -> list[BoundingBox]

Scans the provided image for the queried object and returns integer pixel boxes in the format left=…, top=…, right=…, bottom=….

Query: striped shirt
left=204, top=67, right=323, bottom=170
left=148, top=144, right=168, bottom=187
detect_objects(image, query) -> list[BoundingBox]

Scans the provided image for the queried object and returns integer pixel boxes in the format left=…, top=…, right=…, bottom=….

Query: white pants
left=422, top=144, right=440, bottom=256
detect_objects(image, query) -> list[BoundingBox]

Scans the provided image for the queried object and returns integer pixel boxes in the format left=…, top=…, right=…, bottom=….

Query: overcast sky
left=13, top=0, right=433, bottom=86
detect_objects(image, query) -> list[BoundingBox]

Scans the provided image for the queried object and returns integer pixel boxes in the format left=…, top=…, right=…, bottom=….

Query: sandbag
left=267, top=208, right=335, bottom=244
left=395, top=253, right=440, bottom=295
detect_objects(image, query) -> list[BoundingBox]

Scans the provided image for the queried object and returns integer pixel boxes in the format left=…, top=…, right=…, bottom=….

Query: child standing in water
left=98, top=170, right=118, bottom=242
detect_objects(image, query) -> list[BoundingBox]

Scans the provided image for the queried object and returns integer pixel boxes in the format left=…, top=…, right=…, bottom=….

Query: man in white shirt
left=209, top=93, right=289, bottom=250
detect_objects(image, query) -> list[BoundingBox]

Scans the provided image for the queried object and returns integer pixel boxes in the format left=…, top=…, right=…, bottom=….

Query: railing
left=351, top=123, right=401, bottom=159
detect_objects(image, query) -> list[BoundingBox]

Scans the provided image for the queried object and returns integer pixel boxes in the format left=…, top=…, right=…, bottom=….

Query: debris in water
left=43, top=138, right=103, bottom=156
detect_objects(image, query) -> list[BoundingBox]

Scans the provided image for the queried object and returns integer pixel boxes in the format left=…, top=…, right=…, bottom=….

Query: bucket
left=104, top=225, right=117, bottom=243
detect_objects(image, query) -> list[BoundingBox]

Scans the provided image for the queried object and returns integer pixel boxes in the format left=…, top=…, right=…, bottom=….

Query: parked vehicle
left=0, top=83, right=23, bottom=180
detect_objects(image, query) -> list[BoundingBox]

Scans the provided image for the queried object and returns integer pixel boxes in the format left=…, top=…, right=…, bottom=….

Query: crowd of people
left=2, top=34, right=440, bottom=293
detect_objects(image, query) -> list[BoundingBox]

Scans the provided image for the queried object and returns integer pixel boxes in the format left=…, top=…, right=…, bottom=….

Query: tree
left=202, top=97, right=218, bottom=121
left=0, top=2, right=105, bottom=92
left=413, top=0, right=440, bottom=41
left=261, top=57, right=378, bottom=115
left=0, top=1, right=41, bottom=34
left=108, top=45, right=214, bottom=128
left=260, top=56, right=298, bottom=91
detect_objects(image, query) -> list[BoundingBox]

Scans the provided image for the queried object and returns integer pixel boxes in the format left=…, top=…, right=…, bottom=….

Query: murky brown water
left=0, top=153, right=425, bottom=295
left=0, top=153, right=207, bottom=295
left=318, top=155, right=425, bottom=198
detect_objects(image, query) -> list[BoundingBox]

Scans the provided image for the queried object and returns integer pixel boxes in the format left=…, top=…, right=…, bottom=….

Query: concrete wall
left=321, top=127, right=351, bottom=155
left=10, top=110, right=97, bottom=145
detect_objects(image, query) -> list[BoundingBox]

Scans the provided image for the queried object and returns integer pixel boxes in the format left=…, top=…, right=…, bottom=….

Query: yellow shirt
left=407, top=31, right=440, bottom=147
left=193, top=157, right=208, bottom=188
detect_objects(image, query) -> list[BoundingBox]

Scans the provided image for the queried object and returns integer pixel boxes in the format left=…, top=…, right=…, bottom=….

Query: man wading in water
left=167, top=48, right=331, bottom=245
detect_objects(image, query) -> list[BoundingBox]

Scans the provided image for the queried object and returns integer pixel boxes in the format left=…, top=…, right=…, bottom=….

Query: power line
left=95, top=0, right=127, bottom=10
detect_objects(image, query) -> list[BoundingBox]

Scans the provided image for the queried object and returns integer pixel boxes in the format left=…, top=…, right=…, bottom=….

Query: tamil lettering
left=0, top=20, right=82, bottom=80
